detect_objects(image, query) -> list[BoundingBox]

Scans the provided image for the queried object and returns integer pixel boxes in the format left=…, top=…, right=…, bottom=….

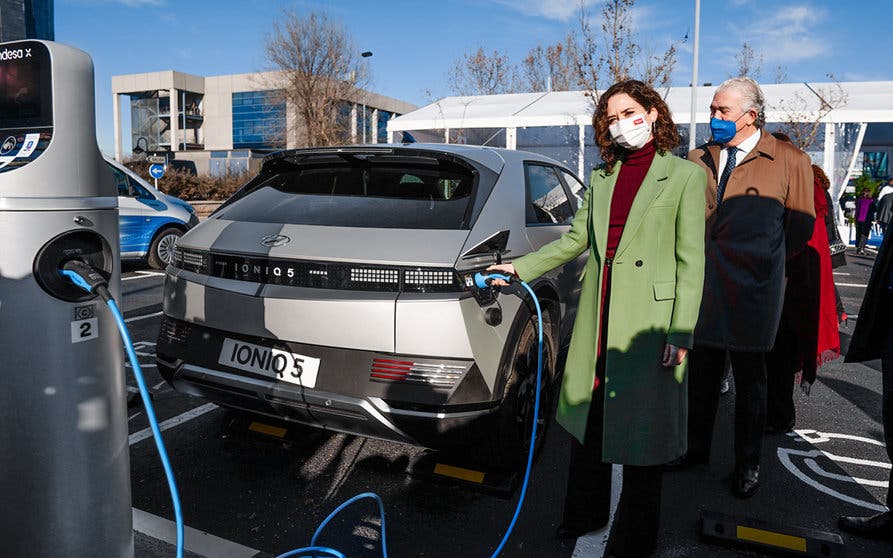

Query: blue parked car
left=105, top=156, right=199, bottom=268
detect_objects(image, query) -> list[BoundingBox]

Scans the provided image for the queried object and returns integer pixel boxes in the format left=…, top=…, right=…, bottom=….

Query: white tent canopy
left=388, top=81, right=893, bottom=133
left=388, top=81, right=893, bottom=216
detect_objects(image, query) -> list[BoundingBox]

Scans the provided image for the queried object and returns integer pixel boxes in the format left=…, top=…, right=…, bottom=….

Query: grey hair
left=716, top=76, right=766, bottom=128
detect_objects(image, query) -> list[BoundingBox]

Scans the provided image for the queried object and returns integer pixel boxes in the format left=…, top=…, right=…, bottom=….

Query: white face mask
left=608, top=113, right=652, bottom=150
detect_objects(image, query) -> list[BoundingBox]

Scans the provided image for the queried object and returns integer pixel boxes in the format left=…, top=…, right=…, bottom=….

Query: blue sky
left=55, top=0, right=893, bottom=156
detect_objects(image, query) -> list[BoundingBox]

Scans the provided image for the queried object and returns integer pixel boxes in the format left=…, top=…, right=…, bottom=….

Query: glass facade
left=0, top=0, right=53, bottom=41
left=232, top=90, right=285, bottom=149
left=130, top=93, right=165, bottom=152
left=377, top=111, right=393, bottom=143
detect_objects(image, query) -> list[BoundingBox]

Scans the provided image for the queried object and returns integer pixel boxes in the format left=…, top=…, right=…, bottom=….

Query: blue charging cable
left=275, top=272, right=543, bottom=558
left=63, top=263, right=540, bottom=558
left=61, top=261, right=185, bottom=558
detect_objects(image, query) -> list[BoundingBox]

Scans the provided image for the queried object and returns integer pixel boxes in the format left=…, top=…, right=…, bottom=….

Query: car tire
left=148, top=227, right=182, bottom=269
left=482, top=298, right=558, bottom=471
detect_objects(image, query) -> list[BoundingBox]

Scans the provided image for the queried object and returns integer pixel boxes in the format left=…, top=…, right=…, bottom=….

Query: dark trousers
left=562, top=384, right=663, bottom=557
left=882, top=306, right=893, bottom=505
left=766, top=318, right=799, bottom=431
left=688, top=347, right=767, bottom=470
left=857, top=220, right=873, bottom=250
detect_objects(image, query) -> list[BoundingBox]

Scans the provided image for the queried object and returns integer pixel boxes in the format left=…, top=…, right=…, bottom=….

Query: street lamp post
left=361, top=51, right=372, bottom=144
left=689, top=0, right=701, bottom=152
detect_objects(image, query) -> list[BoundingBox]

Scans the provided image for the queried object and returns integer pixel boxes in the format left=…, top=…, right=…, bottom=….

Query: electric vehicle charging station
left=0, top=40, right=133, bottom=557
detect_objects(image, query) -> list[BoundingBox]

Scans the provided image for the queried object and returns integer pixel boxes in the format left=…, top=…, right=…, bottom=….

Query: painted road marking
left=125, top=311, right=162, bottom=323
left=803, top=459, right=890, bottom=487
left=128, top=403, right=218, bottom=446
left=836, top=283, right=868, bottom=288
left=123, top=271, right=165, bottom=281
left=133, top=507, right=262, bottom=558
left=833, top=272, right=851, bottom=276
left=778, top=429, right=891, bottom=512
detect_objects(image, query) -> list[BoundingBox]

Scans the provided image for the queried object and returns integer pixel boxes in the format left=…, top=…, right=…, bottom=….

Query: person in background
left=765, top=158, right=841, bottom=433
left=877, top=178, right=893, bottom=202
left=674, top=77, right=815, bottom=500
left=487, top=79, right=706, bottom=557
left=839, top=209, right=893, bottom=539
left=876, top=184, right=893, bottom=235
left=855, top=188, right=876, bottom=254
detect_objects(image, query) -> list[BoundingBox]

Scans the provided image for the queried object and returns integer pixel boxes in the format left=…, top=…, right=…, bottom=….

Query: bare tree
left=775, top=75, right=848, bottom=150
left=573, top=0, right=679, bottom=103
left=601, top=0, right=638, bottom=83
left=638, top=42, right=678, bottom=92
left=773, top=64, right=789, bottom=84
left=264, top=10, right=368, bottom=147
left=448, top=47, right=518, bottom=96
left=734, top=41, right=763, bottom=79
left=521, top=33, right=580, bottom=92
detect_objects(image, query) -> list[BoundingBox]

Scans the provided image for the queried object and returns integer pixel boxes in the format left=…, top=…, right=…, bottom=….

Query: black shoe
left=838, top=511, right=893, bottom=539
left=664, top=453, right=708, bottom=472
left=765, top=420, right=795, bottom=434
left=732, top=466, right=760, bottom=498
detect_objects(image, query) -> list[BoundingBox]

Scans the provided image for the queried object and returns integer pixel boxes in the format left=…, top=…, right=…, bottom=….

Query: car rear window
left=216, top=155, right=478, bottom=230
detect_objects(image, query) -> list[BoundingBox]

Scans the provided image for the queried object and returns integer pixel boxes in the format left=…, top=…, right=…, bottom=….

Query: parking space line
left=836, top=283, right=867, bottom=288
left=128, top=403, right=218, bottom=446
left=123, top=271, right=165, bottom=281
left=124, top=311, right=162, bottom=323
left=133, top=507, right=264, bottom=558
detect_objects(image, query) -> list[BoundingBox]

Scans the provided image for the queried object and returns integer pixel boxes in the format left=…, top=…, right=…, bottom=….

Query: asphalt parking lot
left=120, top=251, right=893, bottom=558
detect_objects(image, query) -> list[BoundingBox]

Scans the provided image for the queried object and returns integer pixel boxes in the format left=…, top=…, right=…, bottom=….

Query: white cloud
left=737, top=4, right=829, bottom=63
left=489, top=0, right=599, bottom=22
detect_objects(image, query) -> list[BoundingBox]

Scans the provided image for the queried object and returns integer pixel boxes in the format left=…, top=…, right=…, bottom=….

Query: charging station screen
left=0, top=41, right=52, bottom=130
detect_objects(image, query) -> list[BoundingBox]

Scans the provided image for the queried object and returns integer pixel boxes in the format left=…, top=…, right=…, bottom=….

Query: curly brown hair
left=592, top=80, right=680, bottom=173
left=811, top=164, right=830, bottom=190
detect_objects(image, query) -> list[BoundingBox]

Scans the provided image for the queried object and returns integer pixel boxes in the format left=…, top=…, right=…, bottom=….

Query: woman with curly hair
left=488, top=80, right=706, bottom=556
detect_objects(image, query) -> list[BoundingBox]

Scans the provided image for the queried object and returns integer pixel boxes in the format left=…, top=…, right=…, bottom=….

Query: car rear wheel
left=481, top=299, right=557, bottom=471
left=148, top=227, right=182, bottom=269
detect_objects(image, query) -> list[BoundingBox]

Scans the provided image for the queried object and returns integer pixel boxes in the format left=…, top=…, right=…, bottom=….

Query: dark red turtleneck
left=606, top=140, right=656, bottom=259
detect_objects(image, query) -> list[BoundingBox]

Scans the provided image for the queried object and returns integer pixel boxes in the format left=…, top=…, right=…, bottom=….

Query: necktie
left=716, top=147, right=737, bottom=206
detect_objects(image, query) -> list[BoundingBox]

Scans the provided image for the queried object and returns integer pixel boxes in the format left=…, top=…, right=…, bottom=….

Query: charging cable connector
left=60, top=259, right=112, bottom=301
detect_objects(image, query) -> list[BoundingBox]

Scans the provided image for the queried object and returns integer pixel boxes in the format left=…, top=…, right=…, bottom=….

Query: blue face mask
left=710, top=117, right=738, bottom=144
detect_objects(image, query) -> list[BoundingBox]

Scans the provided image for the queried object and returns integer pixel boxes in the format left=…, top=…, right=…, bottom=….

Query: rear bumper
left=156, top=317, right=499, bottom=449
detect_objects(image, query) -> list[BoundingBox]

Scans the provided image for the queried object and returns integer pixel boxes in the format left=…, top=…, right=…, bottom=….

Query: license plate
left=218, top=338, right=320, bottom=388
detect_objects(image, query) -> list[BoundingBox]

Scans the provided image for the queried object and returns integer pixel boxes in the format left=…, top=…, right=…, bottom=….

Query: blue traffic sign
left=149, top=164, right=165, bottom=179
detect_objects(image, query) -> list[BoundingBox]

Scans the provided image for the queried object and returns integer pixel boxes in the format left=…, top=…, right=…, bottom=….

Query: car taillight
left=370, top=358, right=466, bottom=388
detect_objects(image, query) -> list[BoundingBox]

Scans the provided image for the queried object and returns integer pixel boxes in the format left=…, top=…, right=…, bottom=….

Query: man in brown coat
left=674, top=77, right=815, bottom=499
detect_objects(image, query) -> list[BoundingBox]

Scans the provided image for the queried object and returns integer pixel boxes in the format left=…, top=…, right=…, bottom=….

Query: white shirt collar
left=732, top=129, right=761, bottom=157
left=719, top=129, right=760, bottom=172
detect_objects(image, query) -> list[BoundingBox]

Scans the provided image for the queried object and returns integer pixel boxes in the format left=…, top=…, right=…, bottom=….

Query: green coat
left=513, top=150, right=706, bottom=465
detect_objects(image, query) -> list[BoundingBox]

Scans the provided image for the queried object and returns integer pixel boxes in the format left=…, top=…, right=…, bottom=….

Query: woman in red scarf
left=766, top=162, right=842, bottom=431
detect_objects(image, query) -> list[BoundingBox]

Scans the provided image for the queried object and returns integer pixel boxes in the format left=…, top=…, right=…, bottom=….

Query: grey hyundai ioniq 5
left=156, top=144, right=586, bottom=467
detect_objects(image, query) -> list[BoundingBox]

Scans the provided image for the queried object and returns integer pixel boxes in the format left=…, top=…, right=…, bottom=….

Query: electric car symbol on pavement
left=155, top=144, right=587, bottom=466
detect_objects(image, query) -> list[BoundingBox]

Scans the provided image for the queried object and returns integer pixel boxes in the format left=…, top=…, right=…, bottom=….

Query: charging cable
left=275, top=271, right=543, bottom=558
left=62, top=263, right=542, bottom=558
left=61, top=261, right=185, bottom=558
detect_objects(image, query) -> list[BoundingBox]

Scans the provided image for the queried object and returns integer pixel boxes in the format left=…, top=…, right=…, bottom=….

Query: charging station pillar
left=0, top=40, right=133, bottom=557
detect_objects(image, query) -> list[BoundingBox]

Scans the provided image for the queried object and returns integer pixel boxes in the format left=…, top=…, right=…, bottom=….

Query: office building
left=112, top=69, right=416, bottom=175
